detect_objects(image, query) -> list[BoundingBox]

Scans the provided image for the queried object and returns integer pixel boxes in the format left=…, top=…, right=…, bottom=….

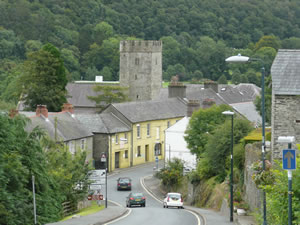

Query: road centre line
left=140, top=176, right=202, bottom=225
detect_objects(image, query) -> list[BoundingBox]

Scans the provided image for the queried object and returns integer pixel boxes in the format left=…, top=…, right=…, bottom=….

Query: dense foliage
left=156, top=158, right=184, bottom=191
left=0, top=0, right=300, bottom=97
left=256, top=159, right=300, bottom=224
left=0, top=114, right=91, bottom=224
left=19, top=43, right=68, bottom=112
left=184, top=104, right=232, bottom=158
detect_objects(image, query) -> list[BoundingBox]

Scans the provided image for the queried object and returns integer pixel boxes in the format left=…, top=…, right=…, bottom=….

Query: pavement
left=46, top=166, right=257, bottom=225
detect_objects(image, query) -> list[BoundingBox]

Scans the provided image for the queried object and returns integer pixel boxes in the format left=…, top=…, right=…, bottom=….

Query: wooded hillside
left=0, top=0, right=299, bottom=105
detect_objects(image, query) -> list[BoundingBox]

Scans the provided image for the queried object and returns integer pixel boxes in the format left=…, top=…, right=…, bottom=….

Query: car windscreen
left=169, top=194, right=181, bottom=199
left=132, top=193, right=143, bottom=197
left=119, top=179, right=130, bottom=183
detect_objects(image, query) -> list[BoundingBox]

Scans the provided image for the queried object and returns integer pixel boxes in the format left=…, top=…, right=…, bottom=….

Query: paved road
left=105, top=162, right=201, bottom=225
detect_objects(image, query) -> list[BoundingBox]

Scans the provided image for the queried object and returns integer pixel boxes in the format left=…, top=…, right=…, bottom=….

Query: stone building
left=271, top=49, right=300, bottom=160
left=119, top=40, right=162, bottom=101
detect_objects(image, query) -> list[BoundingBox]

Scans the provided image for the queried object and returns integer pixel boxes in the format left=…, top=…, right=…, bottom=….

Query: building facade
left=271, top=49, right=300, bottom=160
left=119, top=40, right=162, bottom=101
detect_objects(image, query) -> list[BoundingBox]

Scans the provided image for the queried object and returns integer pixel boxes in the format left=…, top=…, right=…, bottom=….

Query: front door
left=145, top=145, right=149, bottom=161
left=115, top=152, right=120, bottom=169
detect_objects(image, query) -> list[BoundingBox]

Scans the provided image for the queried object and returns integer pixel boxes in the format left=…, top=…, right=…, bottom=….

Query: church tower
left=119, top=40, right=162, bottom=101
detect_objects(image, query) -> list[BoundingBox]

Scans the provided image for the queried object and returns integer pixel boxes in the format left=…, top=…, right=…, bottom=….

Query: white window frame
left=115, top=134, right=119, bottom=144
left=156, top=127, right=160, bottom=140
left=80, top=138, right=86, bottom=150
left=69, top=141, right=75, bottom=155
left=147, top=123, right=150, bottom=136
left=137, top=124, right=141, bottom=138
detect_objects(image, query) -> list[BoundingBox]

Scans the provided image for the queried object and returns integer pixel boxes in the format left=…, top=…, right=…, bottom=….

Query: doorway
left=145, top=145, right=149, bottom=161
left=115, top=152, right=120, bottom=169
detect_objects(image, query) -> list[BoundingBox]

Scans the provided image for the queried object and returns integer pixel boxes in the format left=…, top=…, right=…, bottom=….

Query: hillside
left=0, top=0, right=299, bottom=105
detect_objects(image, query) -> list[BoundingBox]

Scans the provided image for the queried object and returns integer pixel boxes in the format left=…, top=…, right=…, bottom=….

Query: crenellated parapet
left=120, top=40, right=162, bottom=53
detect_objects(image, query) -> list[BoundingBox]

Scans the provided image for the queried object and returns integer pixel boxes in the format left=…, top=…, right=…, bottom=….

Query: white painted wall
left=165, top=117, right=196, bottom=169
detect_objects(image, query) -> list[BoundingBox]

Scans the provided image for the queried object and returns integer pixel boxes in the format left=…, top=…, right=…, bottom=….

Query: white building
left=164, top=116, right=197, bottom=169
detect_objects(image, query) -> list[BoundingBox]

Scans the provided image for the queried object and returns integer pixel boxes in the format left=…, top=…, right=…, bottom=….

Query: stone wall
left=119, top=40, right=162, bottom=101
left=271, top=94, right=300, bottom=160
left=244, top=142, right=262, bottom=212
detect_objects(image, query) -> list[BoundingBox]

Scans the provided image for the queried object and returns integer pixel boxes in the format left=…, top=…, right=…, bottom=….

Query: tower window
left=135, top=58, right=139, bottom=65
left=135, top=74, right=138, bottom=80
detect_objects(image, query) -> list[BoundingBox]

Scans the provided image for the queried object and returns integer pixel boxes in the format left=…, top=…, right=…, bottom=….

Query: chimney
left=187, top=100, right=200, bottom=117
left=9, top=109, right=19, bottom=118
left=168, top=83, right=187, bottom=99
left=204, top=81, right=218, bottom=93
left=36, top=105, right=48, bottom=118
left=62, top=103, right=74, bottom=114
left=202, top=98, right=216, bottom=109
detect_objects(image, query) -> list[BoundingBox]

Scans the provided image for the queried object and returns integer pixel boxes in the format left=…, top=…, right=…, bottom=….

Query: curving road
left=105, top=163, right=200, bottom=225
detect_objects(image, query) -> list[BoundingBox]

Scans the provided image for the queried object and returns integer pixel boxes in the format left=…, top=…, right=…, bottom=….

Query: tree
left=217, top=74, right=227, bottom=84
left=88, top=85, right=128, bottom=111
left=184, top=104, right=232, bottom=158
left=198, top=117, right=252, bottom=181
left=20, top=43, right=67, bottom=112
left=254, top=35, right=280, bottom=52
left=231, top=69, right=241, bottom=84
left=0, top=114, right=62, bottom=225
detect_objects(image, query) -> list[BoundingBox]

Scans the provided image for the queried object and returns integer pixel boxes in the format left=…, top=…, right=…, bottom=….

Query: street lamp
left=226, top=54, right=267, bottom=225
left=222, top=110, right=234, bottom=222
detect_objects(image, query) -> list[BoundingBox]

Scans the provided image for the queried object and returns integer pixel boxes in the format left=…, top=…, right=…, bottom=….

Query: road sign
left=101, top=153, right=107, bottom=162
left=88, top=195, right=103, bottom=201
left=283, top=149, right=296, bottom=170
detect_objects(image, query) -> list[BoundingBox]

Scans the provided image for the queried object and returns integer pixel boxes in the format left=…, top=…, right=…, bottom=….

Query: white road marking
left=103, top=207, right=132, bottom=225
left=140, top=176, right=203, bottom=225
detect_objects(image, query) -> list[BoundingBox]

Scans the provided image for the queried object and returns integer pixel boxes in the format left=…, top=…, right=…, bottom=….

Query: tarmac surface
left=46, top=165, right=257, bottom=225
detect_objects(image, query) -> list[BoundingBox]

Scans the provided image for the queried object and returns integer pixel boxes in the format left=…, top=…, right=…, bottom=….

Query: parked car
left=126, top=192, right=146, bottom=207
left=117, top=177, right=132, bottom=191
left=163, top=192, right=183, bottom=209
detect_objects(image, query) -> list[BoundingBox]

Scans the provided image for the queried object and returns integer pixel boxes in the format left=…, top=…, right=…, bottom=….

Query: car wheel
left=166, top=205, right=168, bottom=208
left=128, top=203, right=131, bottom=208
left=163, top=204, right=165, bottom=208
left=143, top=204, right=146, bottom=207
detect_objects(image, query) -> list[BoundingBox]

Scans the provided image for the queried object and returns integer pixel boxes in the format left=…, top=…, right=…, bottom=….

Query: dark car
left=117, top=177, right=132, bottom=191
left=126, top=193, right=146, bottom=207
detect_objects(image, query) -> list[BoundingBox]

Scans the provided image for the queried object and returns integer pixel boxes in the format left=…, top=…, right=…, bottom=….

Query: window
left=156, top=127, right=160, bottom=139
left=155, top=143, right=161, bottom=156
left=115, top=134, right=119, bottom=144
left=147, top=123, right=150, bottom=136
left=125, top=150, right=128, bottom=158
left=137, top=146, right=141, bottom=157
left=137, top=124, right=140, bottom=138
left=69, top=141, right=75, bottom=155
left=124, top=133, right=128, bottom=143
left=80, top=138, right=86, bottom=149
left=167, top=121, right=171, bottom=128
left=135, top=74, right=138, bottom=80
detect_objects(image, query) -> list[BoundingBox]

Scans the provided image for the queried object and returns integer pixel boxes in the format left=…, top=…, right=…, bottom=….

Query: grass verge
left=61, top=201, right=105, bottom=221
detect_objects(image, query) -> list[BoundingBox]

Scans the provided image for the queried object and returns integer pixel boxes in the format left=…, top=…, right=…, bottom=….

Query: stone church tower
left=119, top=40, right=162, bottom=101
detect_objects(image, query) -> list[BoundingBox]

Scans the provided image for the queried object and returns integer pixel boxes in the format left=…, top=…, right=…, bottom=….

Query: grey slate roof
left=230, top=102, right=262, bottom=125
left=76, top=113, right=131, bottom=134
left=107, top=97, right=187, bottom=123
left=155, top=83, right=260, bottom=105
left=272, top=49, right=300, bottom=95
left=66, top=83, right=98, bottom=107
left=25, top=112, right=93, bottom=141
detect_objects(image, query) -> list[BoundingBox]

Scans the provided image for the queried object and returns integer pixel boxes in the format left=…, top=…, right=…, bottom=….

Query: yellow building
left=91, top=97, right=187, bottom=172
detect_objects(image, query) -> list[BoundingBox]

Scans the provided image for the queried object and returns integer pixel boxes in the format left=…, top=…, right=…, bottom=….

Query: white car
left=163, top=192, right=184, bottom=209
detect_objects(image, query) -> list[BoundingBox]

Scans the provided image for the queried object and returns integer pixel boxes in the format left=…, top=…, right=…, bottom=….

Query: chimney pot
left=36, top=105, right=48, bottom=118
left=62, top=103, right=74, bottom=114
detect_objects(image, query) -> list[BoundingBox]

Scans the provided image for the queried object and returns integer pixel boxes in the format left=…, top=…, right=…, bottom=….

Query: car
left=163, top=192, right=184, bottom=209
left=117, top=177, right=132, bottom=191
left=126, top=192, right=146, bottom=207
